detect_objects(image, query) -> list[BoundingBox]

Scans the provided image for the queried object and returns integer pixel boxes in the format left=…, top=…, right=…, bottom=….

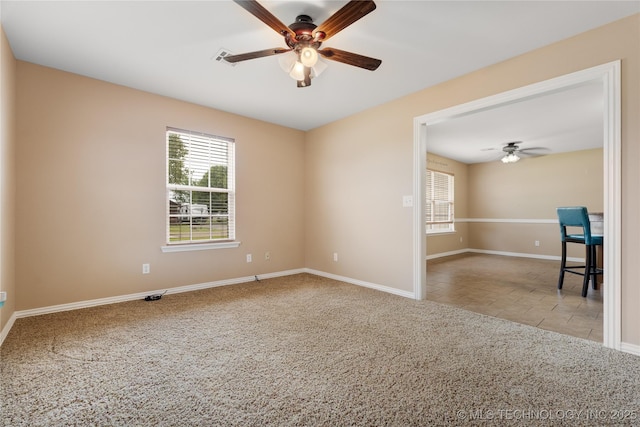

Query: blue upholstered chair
left=556, top=207, right=603, bottom=297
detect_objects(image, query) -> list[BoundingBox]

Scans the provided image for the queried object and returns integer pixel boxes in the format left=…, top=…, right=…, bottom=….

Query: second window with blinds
left=426, top=169, right=455, bottom=233
left=166, top=128, right=235, bottom=245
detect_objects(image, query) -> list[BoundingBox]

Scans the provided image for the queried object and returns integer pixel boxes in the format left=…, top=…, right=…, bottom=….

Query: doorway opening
left=412, top=61, right=621, bottom=349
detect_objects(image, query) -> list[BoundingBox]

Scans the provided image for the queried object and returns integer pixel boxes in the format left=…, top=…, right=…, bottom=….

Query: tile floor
left=426, top=253, right=603, bottom=342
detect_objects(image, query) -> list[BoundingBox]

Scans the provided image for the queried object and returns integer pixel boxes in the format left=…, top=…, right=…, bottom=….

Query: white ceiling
left=427, top=80, right=605, bottom=164
left=1, top=0, right=638, bottom=160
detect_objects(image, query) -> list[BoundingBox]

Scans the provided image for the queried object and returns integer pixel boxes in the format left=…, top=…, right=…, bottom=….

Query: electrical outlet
left=535, top=240, right=540, bottom=247
left=265, top=251, right=271, bottom=261
left=246, top=254, right=252, bottom=263
left=333, top=252, right=338, bottom=262
left=142, top=264, right=150, bottom=274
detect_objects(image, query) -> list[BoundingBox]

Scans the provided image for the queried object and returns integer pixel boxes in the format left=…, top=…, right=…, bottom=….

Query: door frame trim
left=412, top=61, right=621, bottom=349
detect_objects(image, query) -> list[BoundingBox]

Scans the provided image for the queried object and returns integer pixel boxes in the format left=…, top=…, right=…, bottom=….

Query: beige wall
left=305, top=108, right=415, bottom=290
left=306, top=15, right=639, bottom=344
left=468, top=149, right=603, bottom=219
left=426, top=149, right=603, bottom=259
left=0, top=27, right=17, bottom=333
left=468, top=149, right=603, bottom=258
left=15, top=62, right=306, bottom=310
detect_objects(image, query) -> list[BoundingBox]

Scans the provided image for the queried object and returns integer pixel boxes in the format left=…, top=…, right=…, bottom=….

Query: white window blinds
left=426, top=169, right=455, bottom=233
left=166, top=128, right=235, bottom=244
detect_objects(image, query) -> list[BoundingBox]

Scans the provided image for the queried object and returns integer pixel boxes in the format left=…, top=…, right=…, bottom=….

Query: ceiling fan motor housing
left=286, top=15, right=324, bottom=51
left=503, top=142, right=520, bottom=153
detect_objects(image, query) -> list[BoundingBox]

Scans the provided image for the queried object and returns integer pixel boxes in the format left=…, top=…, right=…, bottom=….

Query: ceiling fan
left=484, top=142, right=549, bottom=163
left=224, top=0, right=382, bottom=88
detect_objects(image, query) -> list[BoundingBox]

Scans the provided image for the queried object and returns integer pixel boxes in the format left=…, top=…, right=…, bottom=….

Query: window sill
left=161, top=241, right=241, bottom=253
left=426, top=230, right=456, bottom=236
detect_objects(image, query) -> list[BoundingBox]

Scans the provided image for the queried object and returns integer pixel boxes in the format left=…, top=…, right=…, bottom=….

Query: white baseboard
left=0, top=312, right=17, bottom=347
left=468, top=248, right=569, bottom=261
left=1, top=268, right=410, bottom=346
left=8, top=267, right=412, bottom=318
left=620, top=342, right=640, bottom=357
left=427, top=247, right=583, bottom=263
left=426, top=249, right=468, bottom=260
left=304, top=268, right=415, bottom=299
left=13, top=268, right=307, bottom=320
left=9, top=267, right=637, bottom=356
left=0, top=250, right=576, bottom=324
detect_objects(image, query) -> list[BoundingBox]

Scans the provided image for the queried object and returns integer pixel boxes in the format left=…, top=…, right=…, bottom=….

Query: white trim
left=413, top=119, right=427, bottom=300
left=458, top=218, right=558, bottom=224
left=12, top=268, right=304, bottom=320
left=161, top=240, right=241, bottom=253
left=5, top=266, right=638, bottom=356
left=425, top=230, right=456, bottom=236
left=304, top=268, right=415, bottom=299
left=602, top=61, right=622, bottom=350
left=467, top=248, right=583, bottom=263
left=414, top=61, right=622, bottom=350
left=426, top=248, right=583, bottom=263
left=0, top=312, right=17, bottom=347
left=425, top=249, right=468, bottom=260
left=620, top=342, right=640, bottom=357
left=1, top=267, right=412, bottom=344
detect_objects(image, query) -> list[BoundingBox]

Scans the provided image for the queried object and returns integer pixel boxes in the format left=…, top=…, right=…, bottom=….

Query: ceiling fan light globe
left=289, top=61, right=306, bottom=81
left=278, top=51, right=297, bottom=73
left=501, top=153, right=520, bottom=163
left=311, top=58, right=328, bottom=78
left=300, top=47, right=318, bottom=67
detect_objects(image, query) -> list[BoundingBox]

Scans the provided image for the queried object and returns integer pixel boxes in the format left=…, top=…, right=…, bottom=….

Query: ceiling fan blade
left=318, top=48, right=381, bottom=71
left=519, top=147, right=550, bottom=152
left=232, top=0, right=295, bottom=38
left=517, top=148, right=551, bottom=157
left=313, top=0, right=377, bottom=41
left=224, top=48, right=291, bottom=63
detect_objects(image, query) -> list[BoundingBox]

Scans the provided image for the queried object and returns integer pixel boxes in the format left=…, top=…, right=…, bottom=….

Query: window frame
left=164, top=127, right=237, bottom=250
left=426, top=169, right=455, bottom=234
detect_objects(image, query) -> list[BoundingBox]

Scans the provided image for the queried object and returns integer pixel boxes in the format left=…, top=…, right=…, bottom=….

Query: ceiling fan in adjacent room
left=484, top=142, right=549, bottom=163
left=224, top=0, right=382, bottom=88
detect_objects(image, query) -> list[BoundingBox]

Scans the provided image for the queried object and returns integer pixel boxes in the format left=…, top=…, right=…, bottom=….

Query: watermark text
left=454, top=408, right=637, bottom=422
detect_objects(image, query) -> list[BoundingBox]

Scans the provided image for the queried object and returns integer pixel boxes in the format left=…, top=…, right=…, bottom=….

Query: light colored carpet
left=1, top=273, right=639, bottom=426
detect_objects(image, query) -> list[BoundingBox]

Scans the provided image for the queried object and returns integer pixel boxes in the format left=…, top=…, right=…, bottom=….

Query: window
left=426, top=169, right=454, bottom=233
left=166, top=128, right=235, bottom=245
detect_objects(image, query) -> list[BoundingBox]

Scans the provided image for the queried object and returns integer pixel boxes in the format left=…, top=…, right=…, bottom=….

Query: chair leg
left=582, top=245, right=591, bottom=297
left=590, top=245, right=598, bottom=290
left=558, top=241, right=567, bottom=289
